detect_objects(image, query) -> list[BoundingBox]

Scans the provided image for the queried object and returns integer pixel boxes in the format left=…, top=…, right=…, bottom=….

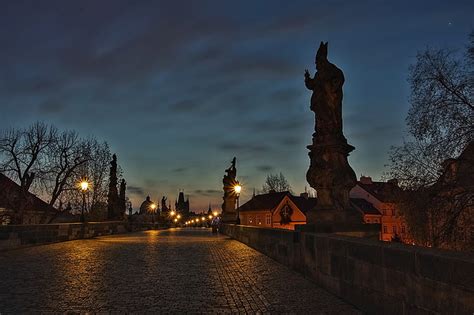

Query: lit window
left=393, top=226, right=397, bottom=234
left=383, top=225, right=387, bottom=233
left=401, top=226, right=406, bottom=233
left=265, top=214, right=271, bottom=225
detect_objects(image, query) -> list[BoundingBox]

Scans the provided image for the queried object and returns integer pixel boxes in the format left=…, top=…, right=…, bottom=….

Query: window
left=393, top=226, right=397, bottom=234
left=265, top=214, right=271, bottom=225
left=383, top=225, right=387, bottom=233
left=248, top=216, right=253, bottom=224
left=367, top=219, right=371, bottom=223
left=256, top=215, right=260, bottom=225
left=401, top=226, right=406, bottom=233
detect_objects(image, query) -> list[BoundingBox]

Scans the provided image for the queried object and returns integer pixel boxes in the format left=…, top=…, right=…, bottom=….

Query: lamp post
left=234, top=184, right=242, bottom=224
left=80, top=180, right=89, bottom=223
left=234, top=184, right=242, bottom=208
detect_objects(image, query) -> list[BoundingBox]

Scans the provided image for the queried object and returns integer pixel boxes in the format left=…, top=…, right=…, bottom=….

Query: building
left=350, top=176, right=406, bottom=242
left=175, top=191, right=190, bottom=215
left=0, top=173, right=58, bottom=225
left=238, top=190, right=383, bottom=233
left=238, top=191, right=312, bottom=230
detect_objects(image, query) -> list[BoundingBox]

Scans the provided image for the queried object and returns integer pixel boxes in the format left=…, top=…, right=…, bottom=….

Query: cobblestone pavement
left=0, top=228, right=359, bottom=314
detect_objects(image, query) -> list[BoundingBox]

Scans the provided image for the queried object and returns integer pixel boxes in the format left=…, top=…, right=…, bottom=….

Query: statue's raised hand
left=304, top=69, right=311, bottom=78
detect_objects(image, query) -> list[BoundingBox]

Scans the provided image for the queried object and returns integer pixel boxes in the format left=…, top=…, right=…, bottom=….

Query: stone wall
left=0, top=221, right=158, bottom=251
left=220, top=224, right=474, bottom=314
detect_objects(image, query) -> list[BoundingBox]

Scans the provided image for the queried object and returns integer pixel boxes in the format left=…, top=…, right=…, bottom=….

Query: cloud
left=128, top=185, right=145, bottom=195
left=37, top=100, right=66, bottom=114
left=172, top=167, right=187, bottom=173
left=194, top=189, right=221, bottom=197
left=256, top=165, right=274, bottom=172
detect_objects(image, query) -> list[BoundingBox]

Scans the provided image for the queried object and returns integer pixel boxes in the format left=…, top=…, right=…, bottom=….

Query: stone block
left=346, top=240, right=383, bottom=266
left=383, top=244, right=417, bottom=274
left=416, top=251, right=453, bottom=284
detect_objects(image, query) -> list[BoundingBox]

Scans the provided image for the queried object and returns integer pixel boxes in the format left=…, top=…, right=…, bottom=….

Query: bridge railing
left=220, top=224, right=474, bottom=314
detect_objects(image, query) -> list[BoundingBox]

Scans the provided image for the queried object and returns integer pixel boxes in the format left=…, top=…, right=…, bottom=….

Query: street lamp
left=170, top=210, right=176, bottom=217
left=213, top=211, right=218, bottom=217
left=234, top=184, right=242, bottom=208
left=79, top=180, right=89, bottom=223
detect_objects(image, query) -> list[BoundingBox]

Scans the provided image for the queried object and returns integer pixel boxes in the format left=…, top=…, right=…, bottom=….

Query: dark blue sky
left=1, top=0, right=473, bottom=211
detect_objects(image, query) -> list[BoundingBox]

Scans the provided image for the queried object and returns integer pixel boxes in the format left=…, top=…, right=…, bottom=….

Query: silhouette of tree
left=262, top=172, right=292, bottom=193
left=388, top=31, right=473, bottom=189
left=44, top=130, right=91, bottom=206
left=0, top=122, right=57, bottom=223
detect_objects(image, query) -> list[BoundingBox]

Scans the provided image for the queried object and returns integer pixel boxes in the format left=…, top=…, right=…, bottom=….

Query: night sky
left=1, top=0, right=472, bottom=211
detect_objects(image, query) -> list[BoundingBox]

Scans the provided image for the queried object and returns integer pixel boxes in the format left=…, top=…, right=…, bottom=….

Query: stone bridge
left=0, top=226, right=472, bottom=314
left=0, top=228, right=358, bottom=314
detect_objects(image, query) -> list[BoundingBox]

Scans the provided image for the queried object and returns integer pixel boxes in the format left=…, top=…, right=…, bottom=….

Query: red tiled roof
left=350, top=198, right=381, bottom=215
left=357, top=181, right=401, bottom=203
left=238, top=191, right=289, bottom=212
left=238, top=191, right=318, bottom=214
left=0, top=173, right=57, bottom=213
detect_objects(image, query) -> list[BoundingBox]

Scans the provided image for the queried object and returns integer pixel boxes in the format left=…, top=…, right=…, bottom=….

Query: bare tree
left=262, top=172, right=292, bottom=193
left=0, top=122, right=57, bottom=223
left=388, top=32, right=473, bottom=189
left=388, top=32, right=474, bottom=250
left=44, top=130, right=91, bottom=207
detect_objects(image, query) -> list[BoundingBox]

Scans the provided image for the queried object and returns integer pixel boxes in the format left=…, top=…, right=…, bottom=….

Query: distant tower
left=207, top=203, right=212, bottom=216
left=175, top=190, right=190, bottom=215
left=107, top=154, right=119, bottom=219
left=119, top=179, right=126, bottom=218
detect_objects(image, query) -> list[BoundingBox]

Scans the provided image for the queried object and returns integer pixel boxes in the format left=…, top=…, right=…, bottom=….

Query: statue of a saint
left=305, top=42, right=356, bottom=216
left=304, top=42, right=344, bottom=140
left=221, top=157, right=240, bottom=220
left=161, top=196, right=168, bottom=213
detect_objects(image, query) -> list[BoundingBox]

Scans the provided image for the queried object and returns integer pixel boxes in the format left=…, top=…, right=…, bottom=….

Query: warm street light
left=208, top=215, right=212, bottom=219
left=174, top=218, right=178, bottom=223
left=170, top=210, right=176, bottom=216
left=80, top=181, right=89, bottom=191
left=150, top=203, right=157, bottom=212
left=201, top=216, right=205, bottom=221
left=177, top=214, right=181, bottom=219
left=79, top=179, right=89, bottom=223
left=213, top=211, right=218, bottom=217
left=234, top=184, right=242, bottom=209
left=234, top=184, right=242, bottom=194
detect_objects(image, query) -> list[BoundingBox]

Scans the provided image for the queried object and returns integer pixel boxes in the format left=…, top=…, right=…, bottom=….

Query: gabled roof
left=238, top=191, right=289, bottom=212
left=357, top=181, right=401, bottom=203
left=0, top=173, right=57, bottom=213
left=350, top=198, right=381, bottom=215
left=238, top=191, right=318, bottom=214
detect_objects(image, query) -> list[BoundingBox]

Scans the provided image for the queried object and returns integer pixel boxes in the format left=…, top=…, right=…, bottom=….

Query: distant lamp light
left=213, top=211, right=218, bottom=217
left=234, top=185, right=242, bottom=194
left=80, top=181, right=89, bottom=192
left=208, top=215, right=212, bottom=219
left=174, top=218, right=178, bottom=223
left=177, top=214, right=181, bottom=219
left=150, top=203, right=157, bottom=211
left=170, top=211, right=176, bottom=216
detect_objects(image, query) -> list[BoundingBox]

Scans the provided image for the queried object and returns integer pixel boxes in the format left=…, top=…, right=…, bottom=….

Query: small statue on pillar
left=221, top=157, right=240, bottom=223
left=305, top=42, right=356, bottom=223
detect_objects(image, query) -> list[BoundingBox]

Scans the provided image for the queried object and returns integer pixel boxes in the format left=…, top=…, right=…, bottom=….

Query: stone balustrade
left=0, top=221, right=162, bottom=251
left=220, top=224, right=474, bottom=314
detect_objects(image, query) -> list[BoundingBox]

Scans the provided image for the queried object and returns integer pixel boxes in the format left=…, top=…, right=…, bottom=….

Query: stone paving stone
left=0, top=228, right=360, bottom=314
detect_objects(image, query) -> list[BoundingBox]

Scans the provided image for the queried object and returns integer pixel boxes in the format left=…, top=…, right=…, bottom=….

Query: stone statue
left=221, top=157, right=240, bottom=223
left=305, top=42, right=356, bottom=221
left=161, top=196, right=168, bottom=213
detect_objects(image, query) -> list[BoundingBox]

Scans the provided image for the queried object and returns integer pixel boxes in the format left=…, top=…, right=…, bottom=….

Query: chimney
left=300, top=192, right=309, bottom=199
left=359, top=176, right=373, bottom=185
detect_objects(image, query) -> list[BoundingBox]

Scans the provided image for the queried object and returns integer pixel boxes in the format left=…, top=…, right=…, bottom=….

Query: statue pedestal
left=221, top=212, right=239, bottom=224
left=297, top=207, right=380, bottom=239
